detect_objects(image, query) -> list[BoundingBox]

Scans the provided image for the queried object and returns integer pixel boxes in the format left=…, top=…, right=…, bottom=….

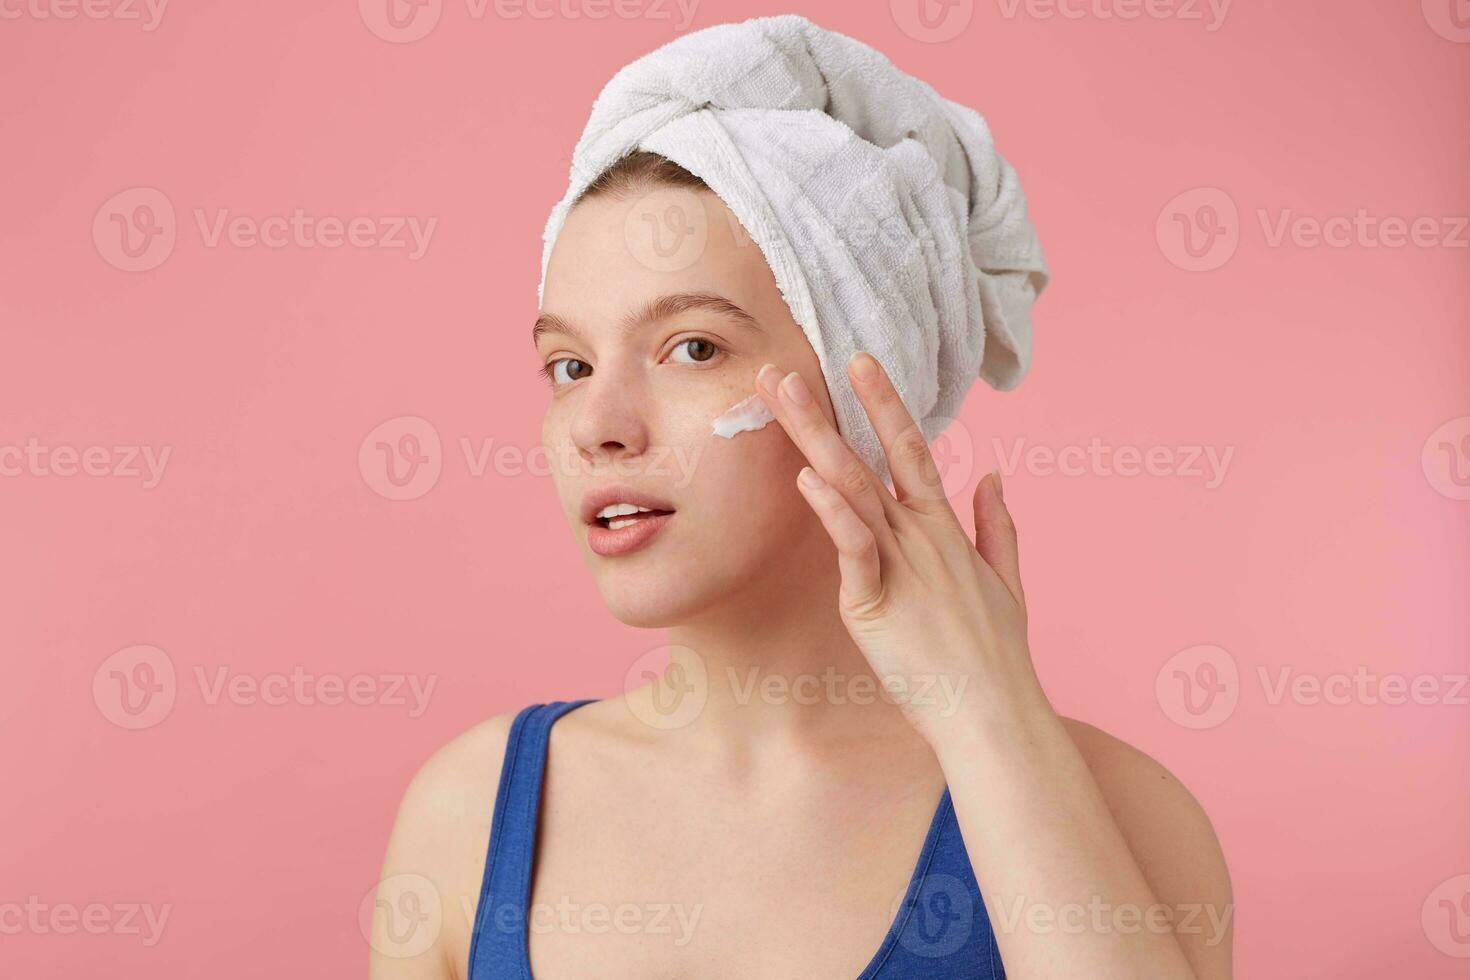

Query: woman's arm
left=938, top=694, right=1234, bottom=978
left=752, top=354, right=1233, bottom=979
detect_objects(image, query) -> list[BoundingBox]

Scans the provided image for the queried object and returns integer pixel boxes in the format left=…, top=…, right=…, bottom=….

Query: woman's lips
left=586, top=510, right=675, bottom=557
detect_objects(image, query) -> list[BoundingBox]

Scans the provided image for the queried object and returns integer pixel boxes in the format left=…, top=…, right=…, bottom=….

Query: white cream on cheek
left=710, top=392, right=776, bottom=439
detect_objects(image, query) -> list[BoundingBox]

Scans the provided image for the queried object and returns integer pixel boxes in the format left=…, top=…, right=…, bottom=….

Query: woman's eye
left=544, top=358, right=592, bottom=386
left=668, top=338, right=721, bottom=364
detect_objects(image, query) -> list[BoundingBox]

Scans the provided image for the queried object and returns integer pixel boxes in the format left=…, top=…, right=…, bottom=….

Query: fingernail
left=850, top=351, right=878, bottom=383
left=992, top=469, right=1006, bottom=503
left=781, top=372, right=812, bottom=406
left=757, top=363, right=780, bottom=396
left=798, top=466, right=825, bottom=489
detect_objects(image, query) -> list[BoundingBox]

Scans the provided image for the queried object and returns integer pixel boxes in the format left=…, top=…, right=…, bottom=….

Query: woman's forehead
left=542, top=194, right=804, bottom=350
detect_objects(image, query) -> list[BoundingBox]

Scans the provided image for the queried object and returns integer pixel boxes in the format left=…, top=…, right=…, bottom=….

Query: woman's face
left=536, top=184, right=835, bottom=627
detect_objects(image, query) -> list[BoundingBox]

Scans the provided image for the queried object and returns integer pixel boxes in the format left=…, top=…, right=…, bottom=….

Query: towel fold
left=538, top=13, right=1049, bottom=484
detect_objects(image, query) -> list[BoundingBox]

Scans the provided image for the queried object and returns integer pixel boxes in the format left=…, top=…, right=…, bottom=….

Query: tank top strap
left=467, top=700, right=595, bottom=978
left=869, top=787, right=1006, bottom=978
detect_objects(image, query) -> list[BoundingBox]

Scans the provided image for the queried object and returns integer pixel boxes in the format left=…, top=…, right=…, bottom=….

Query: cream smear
left=710, top=392, right=776, bottom=439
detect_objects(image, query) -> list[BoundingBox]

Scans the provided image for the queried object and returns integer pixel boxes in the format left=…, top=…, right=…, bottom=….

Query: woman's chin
left=593, top=566, right=746, bottom=629
left=598, top=588, right=708, bottom=629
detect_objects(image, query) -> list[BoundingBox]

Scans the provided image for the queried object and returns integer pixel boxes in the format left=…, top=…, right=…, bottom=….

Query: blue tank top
left=467, top=700, right=1005, bottom=978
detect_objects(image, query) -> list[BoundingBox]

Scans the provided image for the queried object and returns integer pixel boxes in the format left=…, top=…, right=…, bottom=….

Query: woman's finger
left=795, top=466, right=884, bottom=609
left=846, top=351, right=962, bottom=525
left=755, top=363, right=902, bottom=550
left=973, top=470, right=1025, bottom=608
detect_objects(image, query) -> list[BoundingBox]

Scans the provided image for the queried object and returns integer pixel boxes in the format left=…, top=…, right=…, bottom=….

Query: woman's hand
left=755, top=354, right=1231, bottom=980
left=753, top=353, right=1054, bottom=744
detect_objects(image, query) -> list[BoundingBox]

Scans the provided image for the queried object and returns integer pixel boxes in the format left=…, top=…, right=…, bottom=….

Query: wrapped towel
left=538, top=13, right=1049, bottom=485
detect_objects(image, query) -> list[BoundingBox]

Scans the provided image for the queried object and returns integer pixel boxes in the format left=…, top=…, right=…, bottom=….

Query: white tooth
left=608, top=518, right=639, bottom=530
left=598, top=502, right=657, bottom=520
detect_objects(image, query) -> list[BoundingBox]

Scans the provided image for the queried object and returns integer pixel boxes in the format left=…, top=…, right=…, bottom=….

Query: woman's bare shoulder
left=1057, top=716, right=1218, bottom=824
left=1057, top=716, right=1234, bottom=964
left=370, top=710, right=522, bottom=977
left=393, top=696, right=637, bottom=827
left=380, top=698, right=630, bottom=875
left=404, top=710, right=521, bottom=810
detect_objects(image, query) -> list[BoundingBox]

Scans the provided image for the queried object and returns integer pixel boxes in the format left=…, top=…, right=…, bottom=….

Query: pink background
left=2, top=0, right=1467, bottom=976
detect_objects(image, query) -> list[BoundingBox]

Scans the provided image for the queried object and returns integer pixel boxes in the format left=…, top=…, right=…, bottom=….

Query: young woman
left=371, top=18, right=1231, bottom=980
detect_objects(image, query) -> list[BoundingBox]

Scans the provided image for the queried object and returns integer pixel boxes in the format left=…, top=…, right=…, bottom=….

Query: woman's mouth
left=586, top=505, right=676, bottom=557
left=593, top=502, right=674, bottom=530
left=579, top=486, right=679, bottom=558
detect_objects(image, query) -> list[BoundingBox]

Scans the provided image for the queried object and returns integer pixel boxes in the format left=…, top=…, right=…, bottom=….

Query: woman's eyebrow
left=532, top=292, right=762, bottom=347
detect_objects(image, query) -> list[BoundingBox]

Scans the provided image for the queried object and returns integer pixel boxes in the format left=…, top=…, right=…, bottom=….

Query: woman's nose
left=568, top=370, right=652, bottom=466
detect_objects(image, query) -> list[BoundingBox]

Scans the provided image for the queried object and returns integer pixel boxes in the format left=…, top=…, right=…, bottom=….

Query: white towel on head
left=537, top=13, right=1049, bottom=485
